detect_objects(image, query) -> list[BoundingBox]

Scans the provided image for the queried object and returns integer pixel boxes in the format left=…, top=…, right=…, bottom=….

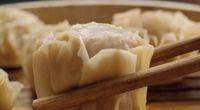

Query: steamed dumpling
left=33, top=22, right=154, bottom=110
left=112, top=9, right=195, bottom=47
left=112, top=9, right=200, bottom=65
left=22, top=20, right=71, bottom=89
left=33, top=31, right=86, bottom=96
left=0, top=69, right=23, bottom=110
left=0, top=8, right=44, bottom=67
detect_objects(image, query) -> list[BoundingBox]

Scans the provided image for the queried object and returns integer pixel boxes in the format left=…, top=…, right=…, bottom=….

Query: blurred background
left=0, top=0, right=199, bottom=5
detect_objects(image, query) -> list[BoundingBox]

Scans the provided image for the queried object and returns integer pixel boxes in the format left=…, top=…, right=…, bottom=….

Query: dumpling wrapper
left=0, top=8, right=44, bottom=67
left=113, top=9, right=199, bottom=65
left=22, top=20, right=71, bottom=89
left=112, top=9, right=195, bottom=47
left=80, top=49, right=137, bottom=86
left=0, top=69, right=23, bottom=110
left=71, top=22, right=146, bottom=57
left=33, top=22, right=153, bottom=110
left=33, top=31, right=88, bottom=97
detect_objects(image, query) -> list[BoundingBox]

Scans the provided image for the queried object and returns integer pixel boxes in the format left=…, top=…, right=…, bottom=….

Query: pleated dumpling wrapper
left=0, top=69, right=23, bottom=110
left=22, top=20, right=71, bottom=89
left=112, top=9, right=199, bottom=65
left=0, top=8, right=44, bottom=67
left=33, top=22, right=154, bottom=110
left=112, top=9, right=195, bottom=47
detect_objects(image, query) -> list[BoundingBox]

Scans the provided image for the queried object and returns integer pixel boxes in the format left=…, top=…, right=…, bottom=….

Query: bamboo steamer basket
left=2, top=0, right=200, bottom=24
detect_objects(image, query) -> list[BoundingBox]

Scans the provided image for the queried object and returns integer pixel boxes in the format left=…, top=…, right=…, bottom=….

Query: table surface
left=9, top=69, right=200, bottom=110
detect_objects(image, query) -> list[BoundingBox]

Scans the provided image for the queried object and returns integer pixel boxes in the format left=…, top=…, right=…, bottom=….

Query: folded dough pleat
left=113, top=9, right=199, bottom=66
left=112, top=9, right=195, bottom=47
left=48, top=37, right=84, bottom=94
left=23, top=21, right=71, bottom=90
left=32, top=22, right=154, bottom=110
left=33, top=32, right=88, bottom=98
left=80, top=49, right=137, bottom=86
left=129, top=45, right=154, bottom=110
left=0, top=73, right=12, bottom=110
left=80, top=49, right=137, bottom=110
left=33, top=44, right=54, bottom=98
left=0, top=31, right=20, bottom=66
left=0, top=69, right=23, bottom=110
left=181, top=23, right=200, bottom=39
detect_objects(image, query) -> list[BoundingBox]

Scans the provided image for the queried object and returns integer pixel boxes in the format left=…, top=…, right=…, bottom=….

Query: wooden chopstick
left=33, top=55, right=200, bottom=110
left=152, top=36, right=200, bottom=65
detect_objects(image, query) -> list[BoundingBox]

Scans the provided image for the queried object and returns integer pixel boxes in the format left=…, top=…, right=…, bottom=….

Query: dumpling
left=180, top=23, right=200, bottom=39
left=0, top=69, right=23, bottom=110
left=113, top=9, right=199, bottom=65
left=71, top=23, right=147, bottom=57
left=112, top=9, right=195, bottom=47
left=32, top=22, right=153, bottom=110
left=22, top=20, right=71, bottom=89
left=0, top=8, right=44, bottom=67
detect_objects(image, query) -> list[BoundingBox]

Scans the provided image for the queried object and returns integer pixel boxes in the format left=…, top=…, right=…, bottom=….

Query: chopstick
left=33, top=55, right=200, bottom=110
left=33, top=36, right=200, bottom=110
left=152, top=36, right=200, bottom=65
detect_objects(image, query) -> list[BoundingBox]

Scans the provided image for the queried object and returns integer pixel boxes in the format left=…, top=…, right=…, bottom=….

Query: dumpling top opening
left=69, top=22, right=148, bottom=57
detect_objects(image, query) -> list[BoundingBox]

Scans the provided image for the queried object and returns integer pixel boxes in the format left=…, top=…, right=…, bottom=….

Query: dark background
left=0, top=0, right=36, bottom=4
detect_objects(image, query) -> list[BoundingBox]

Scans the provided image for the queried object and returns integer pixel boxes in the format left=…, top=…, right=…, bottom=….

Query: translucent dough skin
left=0, top=69, right=23, bottom=110
left=129, top=46, right=153, bottom=110
left=33, top=32, right=88, bottom=97
left=80, top=49, right=137, bottom=86
left=0, top=8, right=44, bottom=67
left=22, top=20, right=70, bottom=89
left=71, top=22, right=147, bottom=57
left=113, top=9, right=199, bottom=63
left=112, top=9, right=195, bottom=47
left=72, top=23, right=153, bottom=110
left=0, top=74, right=12, bottom=110
left=80, top=49, right=137, bottom=110
left=33, top=22, right=154, bottom=110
